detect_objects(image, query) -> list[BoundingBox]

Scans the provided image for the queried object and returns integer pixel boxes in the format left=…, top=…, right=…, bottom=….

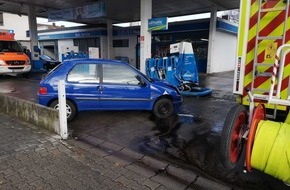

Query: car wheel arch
left=47, top=98, right=78, bottom=111
left=154, top=95, right=173, bottom=103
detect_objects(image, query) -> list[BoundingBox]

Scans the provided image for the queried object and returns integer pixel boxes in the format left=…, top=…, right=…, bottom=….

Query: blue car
left=37, top=59, right=183, bottom=121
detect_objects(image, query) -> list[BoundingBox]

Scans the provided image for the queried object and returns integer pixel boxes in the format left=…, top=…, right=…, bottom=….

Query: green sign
left=148, top=17, right=168, bottom=31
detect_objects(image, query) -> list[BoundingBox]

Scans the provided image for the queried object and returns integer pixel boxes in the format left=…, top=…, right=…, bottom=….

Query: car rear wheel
left=49, top=99, right=77, bottom=121
left=153, top=98, right=174, bottom=119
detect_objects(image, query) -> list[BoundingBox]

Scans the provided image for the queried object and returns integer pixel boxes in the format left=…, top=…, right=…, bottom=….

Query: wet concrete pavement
left=0, top=74, right=42, bottom=102
left=0, top=72, right=289, bottom=190
left=68, top=72, right=288, bottom=190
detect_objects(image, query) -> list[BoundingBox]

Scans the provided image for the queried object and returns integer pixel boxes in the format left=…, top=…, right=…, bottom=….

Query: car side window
left=103, top=63, right=139, bottom=85
left=67, top=63, right=100, bottom=83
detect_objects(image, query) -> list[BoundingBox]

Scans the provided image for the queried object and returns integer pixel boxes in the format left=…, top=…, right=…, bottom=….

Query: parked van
left=0, top=30, right=31, bottom=76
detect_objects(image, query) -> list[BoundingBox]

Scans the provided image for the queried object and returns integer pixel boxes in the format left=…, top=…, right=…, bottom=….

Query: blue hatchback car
left=37, top=59, right=183, bottom=121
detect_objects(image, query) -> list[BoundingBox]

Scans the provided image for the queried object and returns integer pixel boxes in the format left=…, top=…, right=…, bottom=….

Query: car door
left=100, top=62, right=151, bottom=110
left=65, top=62, right=102, bottom=110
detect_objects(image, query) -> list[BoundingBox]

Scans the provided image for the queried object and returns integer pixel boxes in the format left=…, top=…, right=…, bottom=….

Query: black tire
left=49, top=99, right=77, bottom=122
left=220, top=104, right=247, bottom=169
left=153, top=98, right=174, bottom=119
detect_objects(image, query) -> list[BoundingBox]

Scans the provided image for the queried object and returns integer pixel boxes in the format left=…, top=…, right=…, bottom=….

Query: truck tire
left=220, top=104, right=247, bottom=169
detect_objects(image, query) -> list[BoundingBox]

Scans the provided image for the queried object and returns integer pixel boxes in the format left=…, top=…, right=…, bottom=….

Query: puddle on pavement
left=0, top=88, right=17, bottom=93
left=138, top=114, right=221, bottom=166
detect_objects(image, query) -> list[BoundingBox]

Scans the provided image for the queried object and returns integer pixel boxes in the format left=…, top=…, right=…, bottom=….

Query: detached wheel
left=49, top=99, right=77, bottom=122
left=153, top=98, right=174, bottom=119
left=220, top=104, right=247, bottom=169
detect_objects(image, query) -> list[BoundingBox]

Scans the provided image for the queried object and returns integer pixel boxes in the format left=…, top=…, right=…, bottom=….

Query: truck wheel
left=220, top=104, right=247, bottom=169
left=49, top=99, right=77, bottom=122
left=153, top=98, right=174, bottom=119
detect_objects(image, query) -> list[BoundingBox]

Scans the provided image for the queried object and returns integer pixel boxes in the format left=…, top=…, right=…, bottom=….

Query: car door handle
left=98, top=86, right=103, bottom=92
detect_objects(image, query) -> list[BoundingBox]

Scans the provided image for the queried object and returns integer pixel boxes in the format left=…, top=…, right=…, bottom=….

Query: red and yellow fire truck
left=0, top=29, right=31, bottom=75
left=220, top=0, right=290, bottom=185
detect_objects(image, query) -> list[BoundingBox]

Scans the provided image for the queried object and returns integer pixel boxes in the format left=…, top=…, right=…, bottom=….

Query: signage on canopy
left=148, top=17, right=168, bottom=31
left=48, top=2, right=106, bottom=22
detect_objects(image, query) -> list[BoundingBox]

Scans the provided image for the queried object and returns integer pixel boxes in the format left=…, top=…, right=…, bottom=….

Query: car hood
left=151, top=79, right=180, bottom=92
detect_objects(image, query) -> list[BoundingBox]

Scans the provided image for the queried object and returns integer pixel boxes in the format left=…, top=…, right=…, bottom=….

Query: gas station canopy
left=0, top=0, right=240, bottom=24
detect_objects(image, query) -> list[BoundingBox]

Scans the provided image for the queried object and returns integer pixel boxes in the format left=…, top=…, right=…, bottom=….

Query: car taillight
left=38, top=87, right=47, bottom=95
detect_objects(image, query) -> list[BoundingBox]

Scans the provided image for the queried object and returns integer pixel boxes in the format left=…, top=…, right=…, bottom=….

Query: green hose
left=251, top=120, right=290, bottom=184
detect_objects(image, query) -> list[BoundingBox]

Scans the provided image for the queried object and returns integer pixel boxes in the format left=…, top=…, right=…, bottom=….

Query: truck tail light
left=38, top=87, right=47, bottom=95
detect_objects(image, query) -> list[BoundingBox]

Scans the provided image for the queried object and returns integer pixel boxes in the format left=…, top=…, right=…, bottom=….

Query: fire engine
left=0, top=30, right=31, bottom=76
left=220, top=0, right=290, bottom=185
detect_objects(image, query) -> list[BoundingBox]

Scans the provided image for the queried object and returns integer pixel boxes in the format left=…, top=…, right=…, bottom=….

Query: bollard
left=58, top=80, right=68, bottom=139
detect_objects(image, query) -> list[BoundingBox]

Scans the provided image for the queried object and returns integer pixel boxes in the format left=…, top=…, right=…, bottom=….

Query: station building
left=0, top=12, right=238, bottom=74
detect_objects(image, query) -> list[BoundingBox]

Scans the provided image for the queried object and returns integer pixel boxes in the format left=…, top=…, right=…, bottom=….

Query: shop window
left=73, top=38, right=100, bottom=53
left=113, top=39, right=129, bottom=47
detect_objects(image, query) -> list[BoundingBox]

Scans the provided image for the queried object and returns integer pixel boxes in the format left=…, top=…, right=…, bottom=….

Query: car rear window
left=67, top=63, right=100, bottom=83
left=41, top=63, right=63, bottom=80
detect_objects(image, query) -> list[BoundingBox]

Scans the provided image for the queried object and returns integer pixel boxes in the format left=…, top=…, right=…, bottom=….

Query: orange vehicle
left=0, top=29, right=31, bottom=75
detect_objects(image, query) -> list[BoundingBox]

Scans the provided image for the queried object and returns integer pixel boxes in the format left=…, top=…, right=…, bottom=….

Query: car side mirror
left=136, top=75, right=146, bottom=87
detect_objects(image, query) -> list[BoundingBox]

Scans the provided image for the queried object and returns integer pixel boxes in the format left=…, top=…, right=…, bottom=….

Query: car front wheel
left=153, top=98, right=174, bottom=119
left=49, top=99, right=77, bottom=121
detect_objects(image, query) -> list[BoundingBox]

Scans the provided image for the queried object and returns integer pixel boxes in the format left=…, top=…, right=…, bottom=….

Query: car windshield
left=138, top=69, right=154, bottom=82
left=0, top=40, right=24, bottom=52
left=125, top=63, right=154, bottom=82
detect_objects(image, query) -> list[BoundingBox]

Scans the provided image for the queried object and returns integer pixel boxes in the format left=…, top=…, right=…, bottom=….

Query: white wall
left=211, top=30, right=237, bottom=73
left=113, top=36, right=137, bottom=67
left=57, top=39, right=77, bottom=61
left=0, top=13, right=30, bottom=41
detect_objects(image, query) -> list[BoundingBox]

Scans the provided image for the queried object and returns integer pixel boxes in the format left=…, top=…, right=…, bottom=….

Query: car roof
left=63, top=58, right=125, bottom=65
left=44, top=58, right=131, bottom=79
left=59, top=58, right=131, bottom=73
